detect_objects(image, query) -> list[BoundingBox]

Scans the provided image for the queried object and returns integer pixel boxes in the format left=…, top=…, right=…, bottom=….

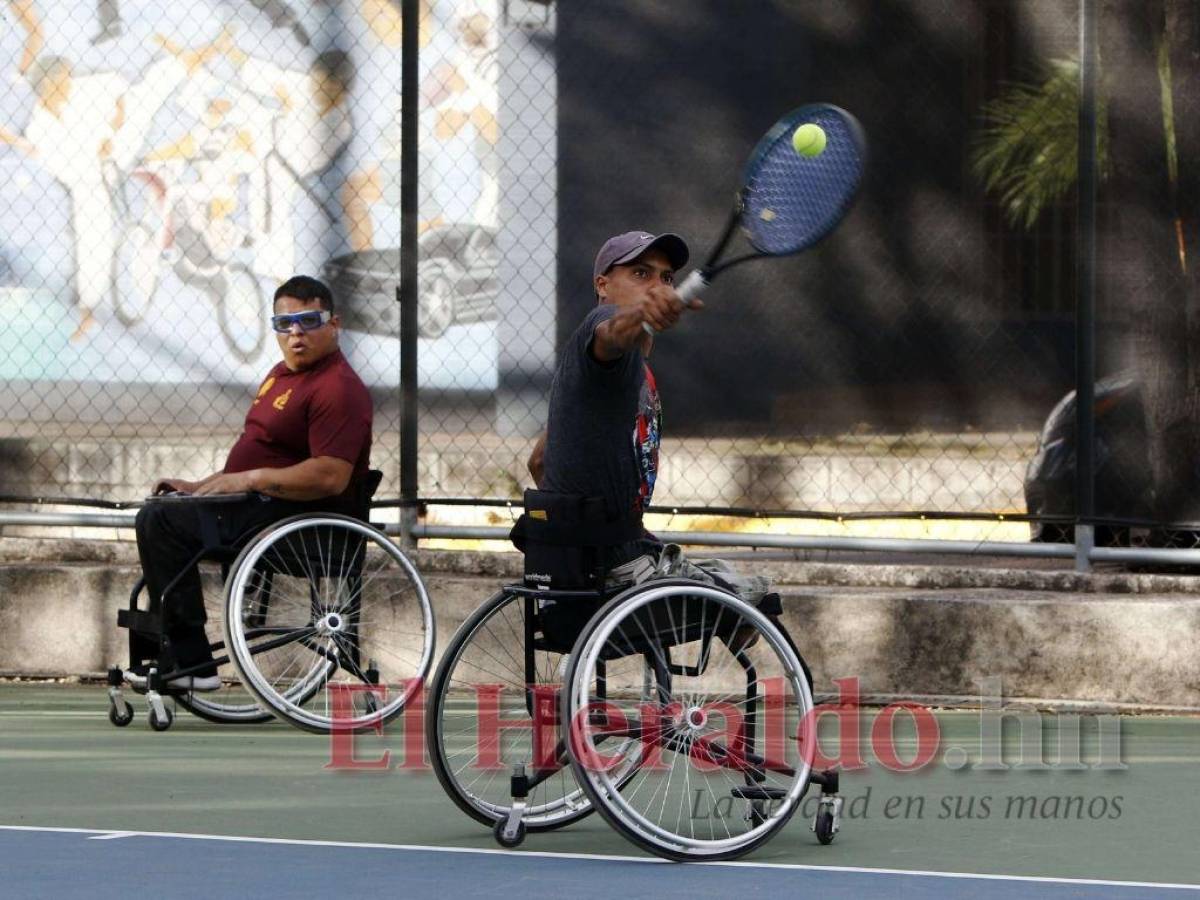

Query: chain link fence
left=0, top=0, right=409, bottom=502
left=0, top=0, right=1197, bottom=559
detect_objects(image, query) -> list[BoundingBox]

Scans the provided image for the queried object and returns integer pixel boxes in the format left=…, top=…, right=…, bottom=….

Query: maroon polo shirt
left=224, top=349, right=372, bottom=479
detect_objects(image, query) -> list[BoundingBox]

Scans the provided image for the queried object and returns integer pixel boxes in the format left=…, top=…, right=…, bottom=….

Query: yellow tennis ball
left=792, top=123, right=827, bottom=157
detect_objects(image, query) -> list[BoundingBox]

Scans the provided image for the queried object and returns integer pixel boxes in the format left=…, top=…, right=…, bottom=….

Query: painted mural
left=0, top=0, right=500, bottom=391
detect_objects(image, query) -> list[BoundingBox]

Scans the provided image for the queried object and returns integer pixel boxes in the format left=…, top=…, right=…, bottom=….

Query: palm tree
left=970, top=58, right=1109, bottom=232
left=972, top=1, right=1200, bottom=529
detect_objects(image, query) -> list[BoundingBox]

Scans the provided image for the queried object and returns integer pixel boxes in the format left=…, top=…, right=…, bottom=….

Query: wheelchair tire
left=562, top=580, right=816, bottom=862
left=814, top=808, right=836, bottom=845
left=109, top=701, right=134, bottom=727
left=223, top=514, right=435, bottom=734
left=492, top=817, right=526, bottom=849
left=148, top=705, right=174, bottom=732
left=175, top=692, right=274, bottom=725
left=428, top=589, right=618, bottom=833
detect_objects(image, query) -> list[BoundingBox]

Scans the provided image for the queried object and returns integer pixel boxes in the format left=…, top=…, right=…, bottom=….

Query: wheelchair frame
left=107, top=479, right=434, bottom=734
left=427, top=576, right=844, bottom=862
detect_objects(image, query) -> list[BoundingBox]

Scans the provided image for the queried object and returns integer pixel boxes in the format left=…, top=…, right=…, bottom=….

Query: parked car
left=323, top=224, right=499, bottom=339
left=1023, top=371, right=1154, bottom=544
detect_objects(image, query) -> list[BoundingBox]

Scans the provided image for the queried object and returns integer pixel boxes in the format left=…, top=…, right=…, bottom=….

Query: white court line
left=0, top=712, right=117, bottom=718
left=1, top=825, right=1198, bottom=892
left=87, top=832, right=136, bottom=841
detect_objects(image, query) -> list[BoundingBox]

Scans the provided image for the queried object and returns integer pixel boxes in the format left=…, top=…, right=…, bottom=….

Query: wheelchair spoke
left=561, top=582, right=816, bottom=861
left=224, top=515, right=434, bottom=733
left=428, top=589, right=594, bottom=832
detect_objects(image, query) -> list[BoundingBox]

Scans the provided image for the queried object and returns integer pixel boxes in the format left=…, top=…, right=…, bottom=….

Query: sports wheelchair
left=427, top=492, right=842, bottom=862
left=106, top=471, right=434, bottom=733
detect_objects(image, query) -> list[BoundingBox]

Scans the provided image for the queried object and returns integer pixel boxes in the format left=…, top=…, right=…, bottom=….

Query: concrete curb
left=7, top=537, right=1200, bottom=594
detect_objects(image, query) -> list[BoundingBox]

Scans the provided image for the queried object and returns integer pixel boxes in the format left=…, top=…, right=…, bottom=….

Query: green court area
left=1, top=683, right=1198, bottom=886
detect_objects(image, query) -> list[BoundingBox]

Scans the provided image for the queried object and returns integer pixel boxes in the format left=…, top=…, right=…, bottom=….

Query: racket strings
left=742, top=108, right=865, bottom=256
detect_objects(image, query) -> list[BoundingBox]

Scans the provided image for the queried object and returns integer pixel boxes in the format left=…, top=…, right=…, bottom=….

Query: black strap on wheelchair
left=509, top=490, right=644, bottom=591
left=509, top=488, right=644, bottom=552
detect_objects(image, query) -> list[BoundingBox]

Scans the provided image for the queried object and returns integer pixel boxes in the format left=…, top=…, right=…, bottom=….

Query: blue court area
left=3, top=827, right=1199, bottom=899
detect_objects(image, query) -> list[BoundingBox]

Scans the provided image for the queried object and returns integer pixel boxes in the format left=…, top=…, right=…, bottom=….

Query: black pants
left=132, top=495, right=344, bottom=672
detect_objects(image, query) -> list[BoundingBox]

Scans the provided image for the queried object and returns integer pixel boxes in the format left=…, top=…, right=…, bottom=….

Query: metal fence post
left=1075, top=0, right=1098, bottom=573
left=398, top=0, right=421, bottom=549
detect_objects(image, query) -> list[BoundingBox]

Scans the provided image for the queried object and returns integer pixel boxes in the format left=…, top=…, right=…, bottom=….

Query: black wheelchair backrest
left=510, top=489, right=642, bottom=591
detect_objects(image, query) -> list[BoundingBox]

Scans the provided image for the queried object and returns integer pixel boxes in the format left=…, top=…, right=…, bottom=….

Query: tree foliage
left=971, top=59, right=1108, bottom=231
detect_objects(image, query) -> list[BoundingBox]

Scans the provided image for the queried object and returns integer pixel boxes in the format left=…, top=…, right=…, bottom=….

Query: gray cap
left=592, top=231, right=689, bottom=282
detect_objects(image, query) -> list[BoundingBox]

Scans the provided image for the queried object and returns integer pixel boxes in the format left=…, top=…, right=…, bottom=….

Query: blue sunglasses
left=271, top=310, right=332, bottom=333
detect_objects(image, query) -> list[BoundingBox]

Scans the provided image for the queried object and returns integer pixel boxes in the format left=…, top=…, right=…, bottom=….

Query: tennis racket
left=647, top=103, right=866, bottom=333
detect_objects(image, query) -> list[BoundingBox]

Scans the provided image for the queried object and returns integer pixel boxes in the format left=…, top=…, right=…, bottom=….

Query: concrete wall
left=3, top=538, right=1198, bottom=709
left=0, top=430, right=1035, bottom=514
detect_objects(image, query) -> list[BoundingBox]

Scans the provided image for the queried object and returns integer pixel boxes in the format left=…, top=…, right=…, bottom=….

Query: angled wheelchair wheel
left=562, top=580, right=816, bottom=862
left=223, top=514, right=434, bottom=734
left=428, top=589, right=641, bottom=832
left=175, top=683, right=274, bottom=725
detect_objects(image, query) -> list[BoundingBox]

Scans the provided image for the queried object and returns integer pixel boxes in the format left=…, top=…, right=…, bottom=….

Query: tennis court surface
left=2, top=683, right=1198, bottom=898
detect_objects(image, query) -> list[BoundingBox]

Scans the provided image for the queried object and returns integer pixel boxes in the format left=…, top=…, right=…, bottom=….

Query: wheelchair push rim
left=223, top=513, right=435, bottom=734
left=563, top=581, right=816, bottom=861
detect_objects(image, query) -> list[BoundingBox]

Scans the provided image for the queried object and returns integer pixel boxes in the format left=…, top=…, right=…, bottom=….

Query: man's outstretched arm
left=591, top=282, right=693, bottom=362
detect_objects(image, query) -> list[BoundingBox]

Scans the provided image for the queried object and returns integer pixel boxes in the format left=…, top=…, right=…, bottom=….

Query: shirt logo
left=272, top=388, right=293, bottom=411
left=633, top=363, right=661, bottom=512
left=252, top=377, right=276, bottom=405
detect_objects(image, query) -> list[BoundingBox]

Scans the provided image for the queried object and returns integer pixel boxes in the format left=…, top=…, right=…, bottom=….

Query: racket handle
left=675, top=269, right=711, bottom=305
left=640, top=269, right=711, bottom=336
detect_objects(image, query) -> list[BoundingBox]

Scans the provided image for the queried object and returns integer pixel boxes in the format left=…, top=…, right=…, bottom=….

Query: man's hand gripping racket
left=645, top=103, right=867, bottom=335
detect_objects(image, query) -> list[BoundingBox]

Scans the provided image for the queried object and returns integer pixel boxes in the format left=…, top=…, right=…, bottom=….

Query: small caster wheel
left=814, top=809, right=836, bottom=845
left=148, top=706, right=174, bottom=732
left=109, top=702, right=134, bottom=727
left=493, top=817, right=526, bottom=849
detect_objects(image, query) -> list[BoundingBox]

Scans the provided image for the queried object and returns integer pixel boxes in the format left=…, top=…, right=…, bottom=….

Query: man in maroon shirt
left=130, top=275, right=373, bottom=690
